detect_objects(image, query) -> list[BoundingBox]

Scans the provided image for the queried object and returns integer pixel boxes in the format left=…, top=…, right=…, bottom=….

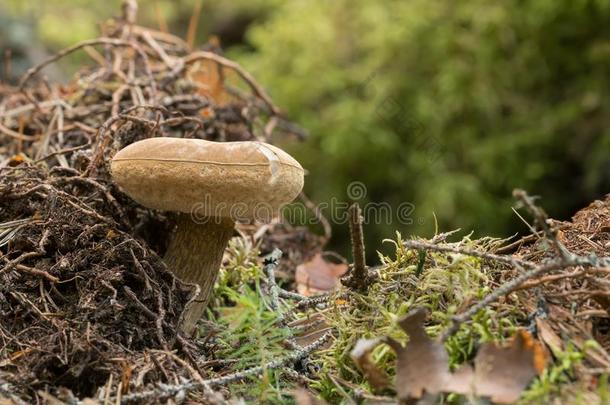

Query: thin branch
left=343, top=203, right=373, bottom=292
left=118, top=331, right=333, bottom=403
left=513, top=189, right=572, bottom=261
left=403, top=239, right=535, bottom=270
left=440, top=261, right=564, bottom=341
left=263, top=248, right=283, bottom=313
left=183, top=51, right=281, bottom=115
left=18, top=38, right=156, bottom=102
left=299, top=192, right=332, bottom=244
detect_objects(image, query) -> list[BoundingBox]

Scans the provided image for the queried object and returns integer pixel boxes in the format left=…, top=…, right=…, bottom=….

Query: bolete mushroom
left=111, top=137, right=304, bottom=335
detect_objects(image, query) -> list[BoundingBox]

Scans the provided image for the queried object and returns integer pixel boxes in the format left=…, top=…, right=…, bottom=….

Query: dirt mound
left=0, top=7, right=310, bottom=402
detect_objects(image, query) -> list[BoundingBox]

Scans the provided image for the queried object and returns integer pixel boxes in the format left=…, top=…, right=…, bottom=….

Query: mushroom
left=111, top=137, right=304, bottom=335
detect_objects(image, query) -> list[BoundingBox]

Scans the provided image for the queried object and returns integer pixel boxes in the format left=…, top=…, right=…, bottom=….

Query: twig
left=263, top=249, right=283, bottom=313
left=118, top=331, right=333, bottom=403
left=299, top=192, right=332, bottom=244
left=185, top=0, right=203, bottom=49
left=0, top=99, right=70, bottom=119
left=403, top=239, right=535, bottom=270
left=0, top=121, right=39, bottom=141
left=343, top=203, right=372, bottom=292
left=514, top=269, right=588, bottom=291
left=496, top=233, right=538, bottom=254
left=18, top=38, right=156, bottom=101
left=295, top=293, right=340, bottom=311
left=13, top=264, right=59, bottom=283
left=513, top=189, right=572, bottom=261
left=440, top=261, right=565, bottom=341
left=349, top=204, right=366, bottom=275
left=123, top=286, right=168, bottom=348
left=278, top=289, right=307, bottom=301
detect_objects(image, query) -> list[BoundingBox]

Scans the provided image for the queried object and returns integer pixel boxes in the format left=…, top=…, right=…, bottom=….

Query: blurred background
left=2, top=0, right=609, bottom=257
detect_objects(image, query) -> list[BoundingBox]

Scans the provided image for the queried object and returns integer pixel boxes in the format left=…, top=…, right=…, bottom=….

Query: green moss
left=206, top=233, right=592, bottom=403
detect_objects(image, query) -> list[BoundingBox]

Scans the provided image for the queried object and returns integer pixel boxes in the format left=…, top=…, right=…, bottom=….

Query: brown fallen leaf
left=385, top=308, right=458, bottom=399
left=474, top=329, right=547, bottom=403
left=296, top=253, right=348, bottom=296
left=357, top=307, right=548, bottom=403
left=350, top=338, right=391, bottom=391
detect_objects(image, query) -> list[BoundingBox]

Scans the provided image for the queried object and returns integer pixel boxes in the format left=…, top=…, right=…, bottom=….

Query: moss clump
left=312, top=233, right=523, bottom=402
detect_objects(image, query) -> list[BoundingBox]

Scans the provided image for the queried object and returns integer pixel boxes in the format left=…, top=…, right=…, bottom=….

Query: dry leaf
left=361, top=307, right=548, bottom=403
left=351, top=338, right=391, bottom=391
left=296, top=253, right=348, bottom=296
left=474, top=329, right=547, bottom=403
left=186, top=60, right=232, bottom=106
left=386, top=308, right=457, bottom=399
left=121, top=361, right=133, bottom=394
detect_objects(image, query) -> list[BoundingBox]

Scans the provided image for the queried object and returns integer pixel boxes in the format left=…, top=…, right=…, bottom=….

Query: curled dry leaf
left=350, top=338, right=391, bottom=391
left=296, top=253, right=348, bottom=296
left=355, top=307, right=548, bottom=404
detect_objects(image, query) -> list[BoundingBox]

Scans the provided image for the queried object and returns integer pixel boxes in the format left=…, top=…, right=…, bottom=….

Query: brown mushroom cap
left=111, top=138, right=304, bottom=221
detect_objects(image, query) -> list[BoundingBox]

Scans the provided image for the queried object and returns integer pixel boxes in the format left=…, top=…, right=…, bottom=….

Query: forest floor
left=0, top=7, right=608, bottom=405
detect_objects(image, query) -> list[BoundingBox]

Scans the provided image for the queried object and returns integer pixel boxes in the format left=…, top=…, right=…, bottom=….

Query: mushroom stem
left=164, top=213, right=234, bottom=336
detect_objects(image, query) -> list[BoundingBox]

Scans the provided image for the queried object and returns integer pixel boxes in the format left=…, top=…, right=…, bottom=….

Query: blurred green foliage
left=237, top=0, right=610, bottom=252
left=3, top=0, right=609, bottom=255
left=1, top=0, right=280, bottom=51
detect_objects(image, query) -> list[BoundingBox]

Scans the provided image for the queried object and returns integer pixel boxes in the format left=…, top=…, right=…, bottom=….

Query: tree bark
left=164, top=213, right=234, bottom=336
